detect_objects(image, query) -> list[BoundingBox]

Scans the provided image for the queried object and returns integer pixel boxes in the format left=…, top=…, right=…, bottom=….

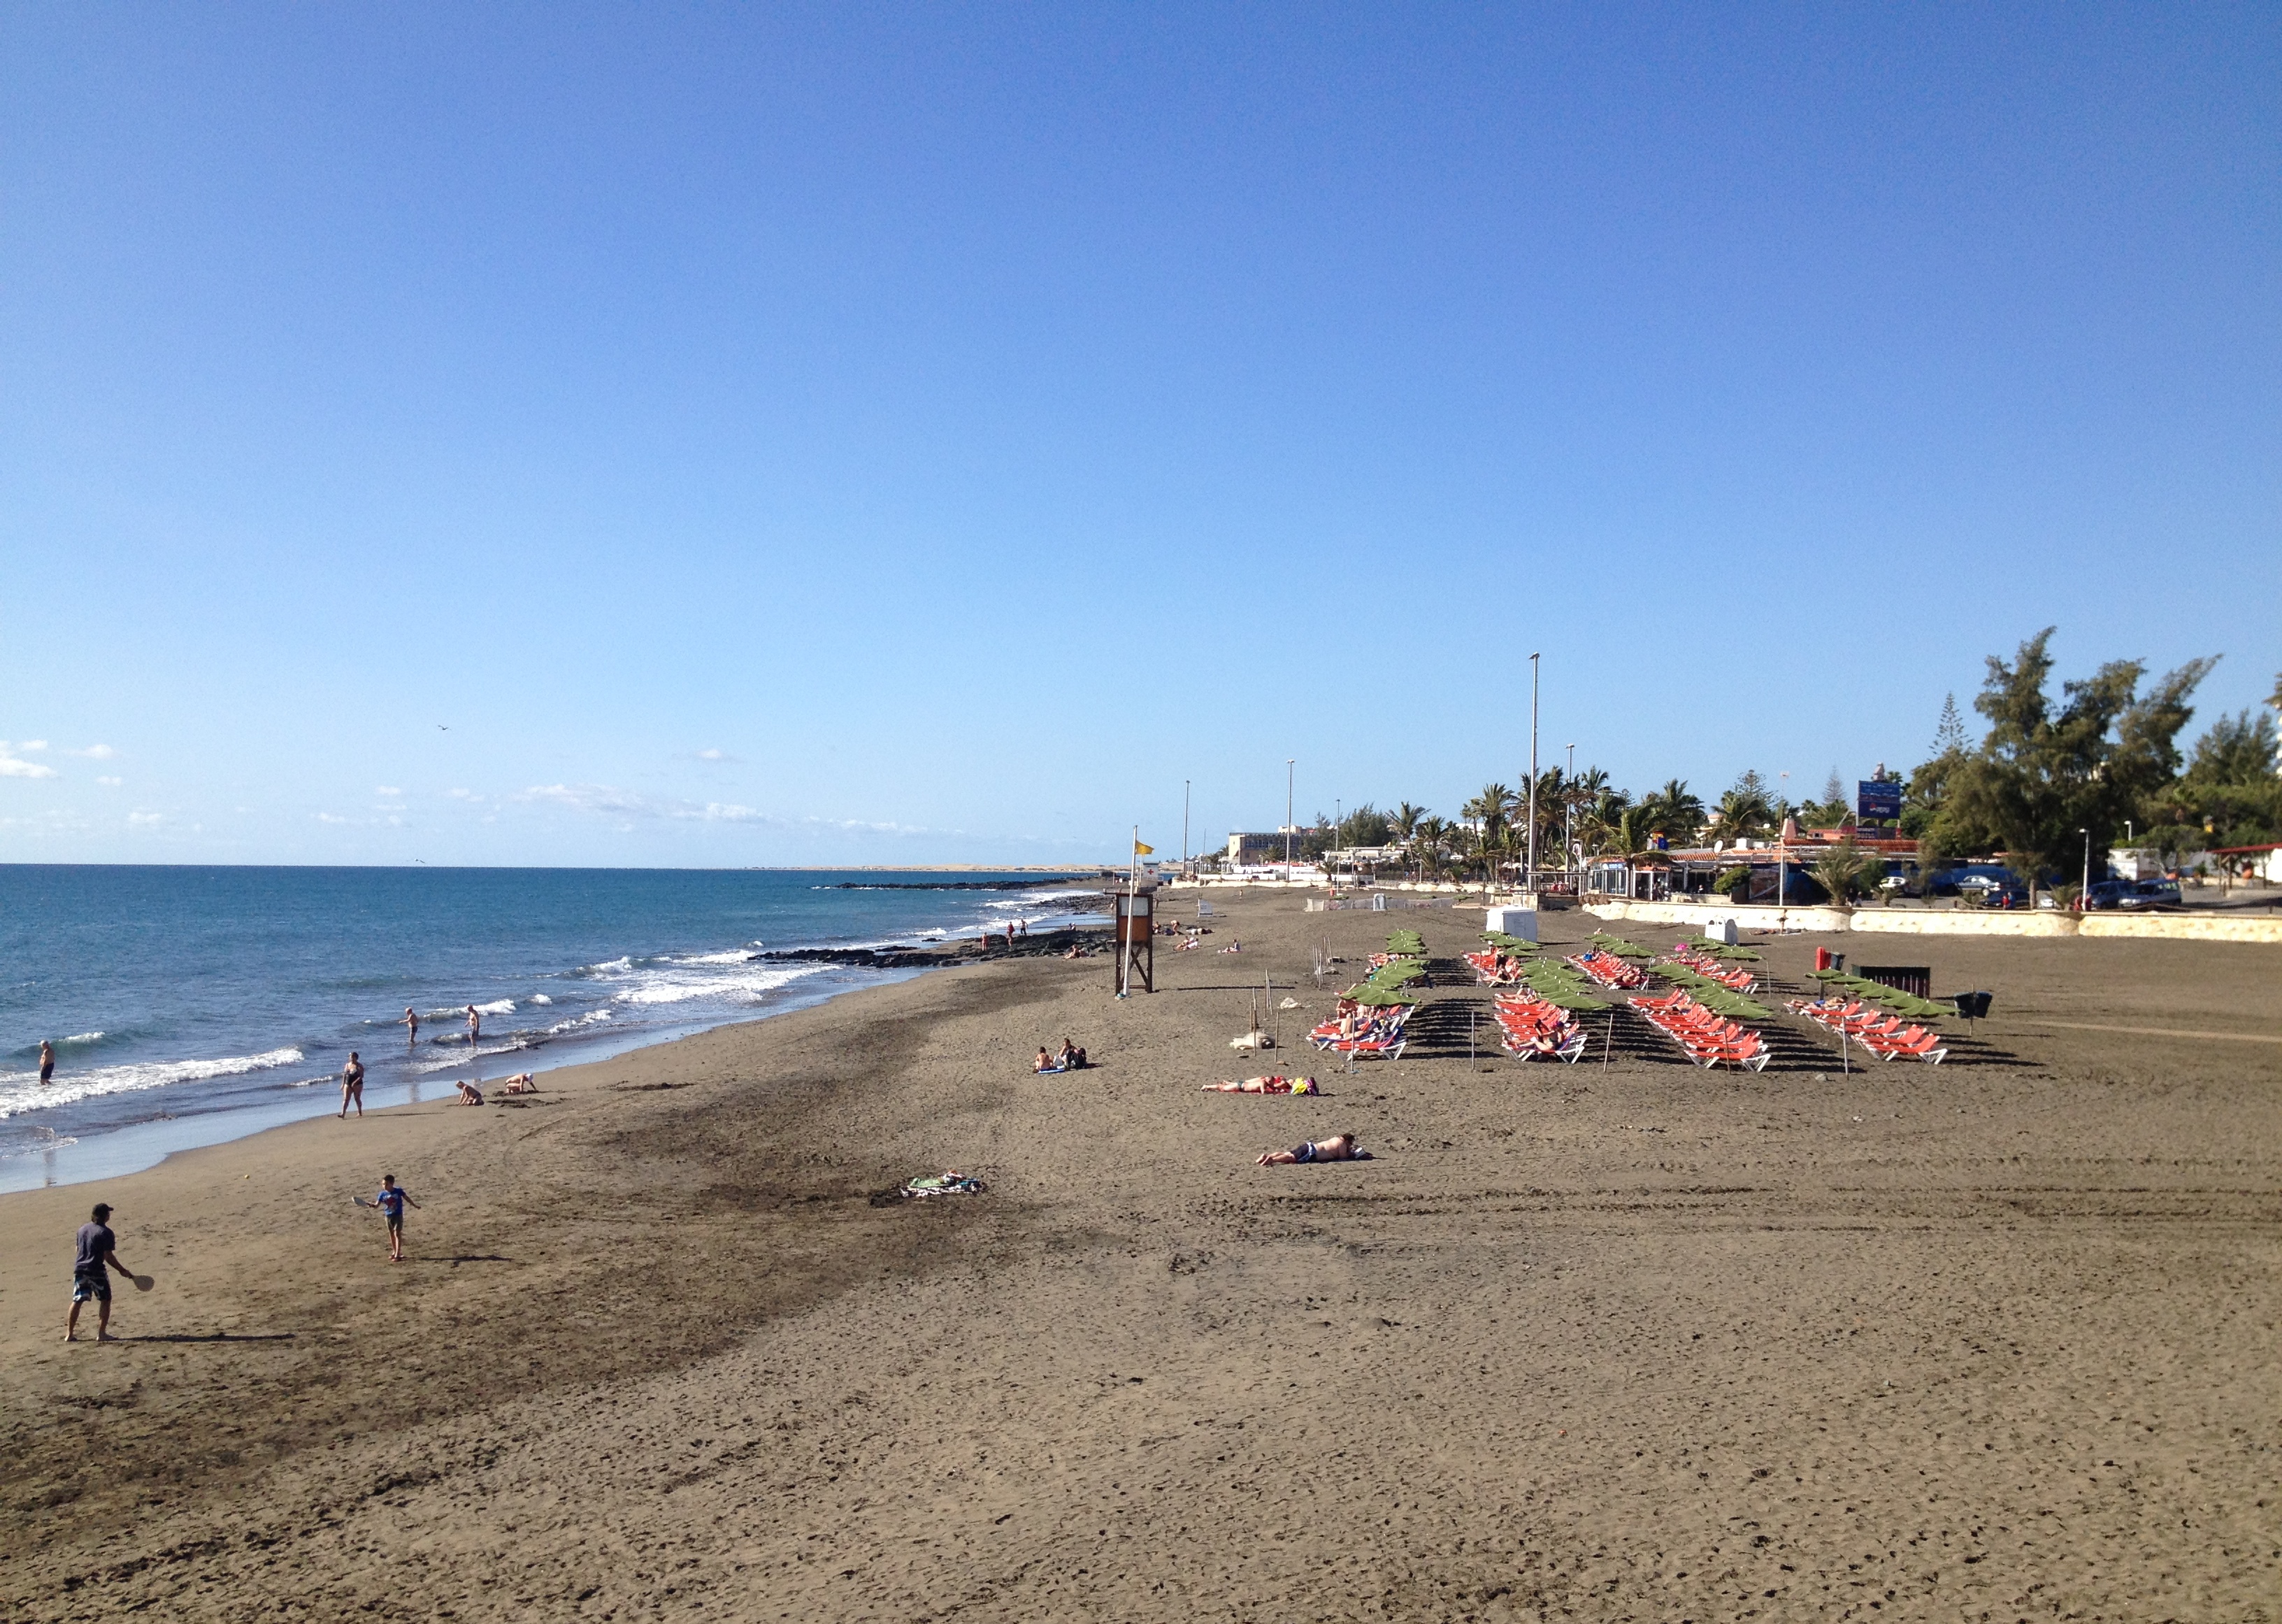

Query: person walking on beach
left=360, top=1174, right=420, bottom=1263
left=403, top=1007, right=419, bottom=1046
left=39, top=1038, right=55, bottom=1086
left=339, top=1051, right=365, bottom=1118
left=66, top=1202, right=137, bottom=1342
left=465, top=1005, right=481, bottom=1047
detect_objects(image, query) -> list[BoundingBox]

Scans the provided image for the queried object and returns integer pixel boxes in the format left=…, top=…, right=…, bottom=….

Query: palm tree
left=1811, top=838, right=1887, bottom=907
left=1412, top=815, right=1453, bottom=879
left=1637, top=778, right=1705, bottom=845
left=1711, top=777, right=1775, bottom=841
left=1461, top=783, right=1517, bottom=886
left=1390, top=802, right=1426, bottom=844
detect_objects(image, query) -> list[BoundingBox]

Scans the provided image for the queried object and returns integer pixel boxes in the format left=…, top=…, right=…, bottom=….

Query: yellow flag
left=1134, top=840, right=1154, bottom=856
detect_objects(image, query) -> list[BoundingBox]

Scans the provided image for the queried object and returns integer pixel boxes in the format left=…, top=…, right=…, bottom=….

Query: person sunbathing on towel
left=1204, top=1075, right=1318, bottom=1095
left=454, top=1080, right=485, bottom=1106
left=499, top=1072, right=538, bottom=1094
left=1217, top=940, right=1242, bottom=954
left=1257, top=1132, right=1361, bottom=1165
left=1033, top=1047, right=1061, bottom=1073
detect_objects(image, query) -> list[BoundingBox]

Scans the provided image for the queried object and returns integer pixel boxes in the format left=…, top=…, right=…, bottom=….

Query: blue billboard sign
left=1857, top=780, right=1904, bottom=822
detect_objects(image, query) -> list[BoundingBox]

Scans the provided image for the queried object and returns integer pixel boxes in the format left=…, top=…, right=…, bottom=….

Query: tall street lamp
left=1565, top=742, right=1576, bottom=875
left=1285, top=759, right=1296, bottom=875
left=2080, top=827, right=2092, bottom=910
left=1526, top=652, right=1540, bottom=893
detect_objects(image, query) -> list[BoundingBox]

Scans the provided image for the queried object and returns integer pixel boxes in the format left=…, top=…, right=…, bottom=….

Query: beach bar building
left=1225, top=828, right=1312, bottom=865
left=1585, top=830, right=1920, bottom=905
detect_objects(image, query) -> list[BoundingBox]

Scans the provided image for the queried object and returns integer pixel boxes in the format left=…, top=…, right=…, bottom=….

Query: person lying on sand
left=499, top=1072, right=538, bottom=1094
left=1257, top=1133, right=1362, bottom=1166
left=1217, top=940, right=1242, bottom=954
left=1204, top=1075, right=1318, bottom=1095
left=454, top=1080, right=485, bottom=1106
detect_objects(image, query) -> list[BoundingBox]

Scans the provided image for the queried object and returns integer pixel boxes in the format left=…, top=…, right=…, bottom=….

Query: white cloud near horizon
left=68, top=744, right=117, bottom=759
left=0, top=742, right=60, bottom=778
left=97, top=776, right=123, bottom=786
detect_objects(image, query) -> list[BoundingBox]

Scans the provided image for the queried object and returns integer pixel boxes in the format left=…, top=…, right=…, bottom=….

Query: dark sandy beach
left=3, top=891, right=2276, bottom=1621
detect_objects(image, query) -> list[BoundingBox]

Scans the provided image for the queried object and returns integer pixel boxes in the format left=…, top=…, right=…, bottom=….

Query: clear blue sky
left=3, top=4, right=2276, bottom=865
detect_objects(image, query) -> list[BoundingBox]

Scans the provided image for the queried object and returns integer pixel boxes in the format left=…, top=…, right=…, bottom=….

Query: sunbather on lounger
left=1257, top=1132, right=1361, bottom=1165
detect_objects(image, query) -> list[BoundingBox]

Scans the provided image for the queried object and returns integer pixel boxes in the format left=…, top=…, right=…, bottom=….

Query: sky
left=3, top=3, right=2276, bottom=866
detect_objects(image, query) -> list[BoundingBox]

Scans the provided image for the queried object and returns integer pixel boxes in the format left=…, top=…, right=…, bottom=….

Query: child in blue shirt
left=359, top=1174, right=422, bottom=1263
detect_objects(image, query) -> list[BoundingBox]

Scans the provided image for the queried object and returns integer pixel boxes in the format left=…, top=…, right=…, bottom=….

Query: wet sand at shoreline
left=3, top=893, right=2277, bottom=1621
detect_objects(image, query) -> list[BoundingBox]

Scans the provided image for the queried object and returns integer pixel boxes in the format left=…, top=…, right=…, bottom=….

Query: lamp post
left=1777, top=770, right=1791, bottom=914
left=2080, top=827, right=2091, bottom=911
left=1526, top=652, right=1540, bottom=895
left=1285, top=759, right=1296, bottom=876
left=1183, top=779, right=1191, bottom=875
left=1565, top=743, right=1576, bottom=876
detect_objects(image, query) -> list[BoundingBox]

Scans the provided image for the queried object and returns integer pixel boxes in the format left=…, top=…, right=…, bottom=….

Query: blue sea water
left=0, top=866, right=1097, bottom=1193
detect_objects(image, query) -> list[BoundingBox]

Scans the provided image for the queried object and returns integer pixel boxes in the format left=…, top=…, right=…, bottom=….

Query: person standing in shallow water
left=339, top=1051, right=365, bottom=1118
left=466, top=1005, right=481, bottom=1047
left=39, top=1039, right=55, bottom=1086
left=403, top=1006, right=419, bottom=1047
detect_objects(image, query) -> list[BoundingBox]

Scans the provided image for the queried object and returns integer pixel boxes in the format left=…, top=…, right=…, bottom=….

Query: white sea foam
left=585, top=957, right=633, bottom=974
left=529, top=993, right=553, bottom=1005
left=424, top=999, right=515, bottom=1018
left=547, top=1010, right=613, bottom=1033
left=0, top=1048, right=306, bottom=1119
left=410, top=1037, right=534, bottom=1073
left=60, top=1031, right=106, bottom=1045
left=675, top=951, right=756, bottom=965
left=618, top=963, right=822, bottom=1007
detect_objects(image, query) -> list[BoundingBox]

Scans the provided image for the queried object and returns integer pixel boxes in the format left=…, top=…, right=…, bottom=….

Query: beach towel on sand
left=901, top=1172, right=987, bottom=1199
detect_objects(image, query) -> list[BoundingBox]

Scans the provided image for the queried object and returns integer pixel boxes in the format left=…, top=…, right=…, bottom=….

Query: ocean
left=0, top=865, right=1098, bottom=1193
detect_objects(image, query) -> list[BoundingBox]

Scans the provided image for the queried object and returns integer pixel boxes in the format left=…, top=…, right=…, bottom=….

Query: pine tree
left=1933, top=693, right=1967, bottom=756
left=1821, top=767, right=1844, bottom=807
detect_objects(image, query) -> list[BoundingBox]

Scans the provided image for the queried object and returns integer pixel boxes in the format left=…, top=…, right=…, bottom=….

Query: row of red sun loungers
left=1492, top=992, right=1589, bottom=1063
left=1571, top=951, right=1648, bottom=990
left=1664, top=945, right=1757, bottom=992
left=1308, top=1003, right=1411, bottom=1061
left=1462, top=949, right=1529, bottom=986
left=1784, top=998, right=1948, bottom=1063
left=1630, top=989, right=1771, bottom=1071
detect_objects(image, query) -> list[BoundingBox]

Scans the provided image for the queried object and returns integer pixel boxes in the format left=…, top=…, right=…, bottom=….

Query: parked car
left=2120, top=878, right=2182, bottom=910
left=2084, top=879, right=2138, bottom=910
left=1931, top=865, right=2029, bottom=907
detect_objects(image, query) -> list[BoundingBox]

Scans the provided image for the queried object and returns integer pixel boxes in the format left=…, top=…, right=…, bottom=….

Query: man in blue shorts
left=66, top=1202, right=136, bottom=1342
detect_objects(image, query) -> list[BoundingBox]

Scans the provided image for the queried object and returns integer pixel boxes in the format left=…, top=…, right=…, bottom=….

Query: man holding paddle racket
left=66, top=1202, right=150, bottom=1342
